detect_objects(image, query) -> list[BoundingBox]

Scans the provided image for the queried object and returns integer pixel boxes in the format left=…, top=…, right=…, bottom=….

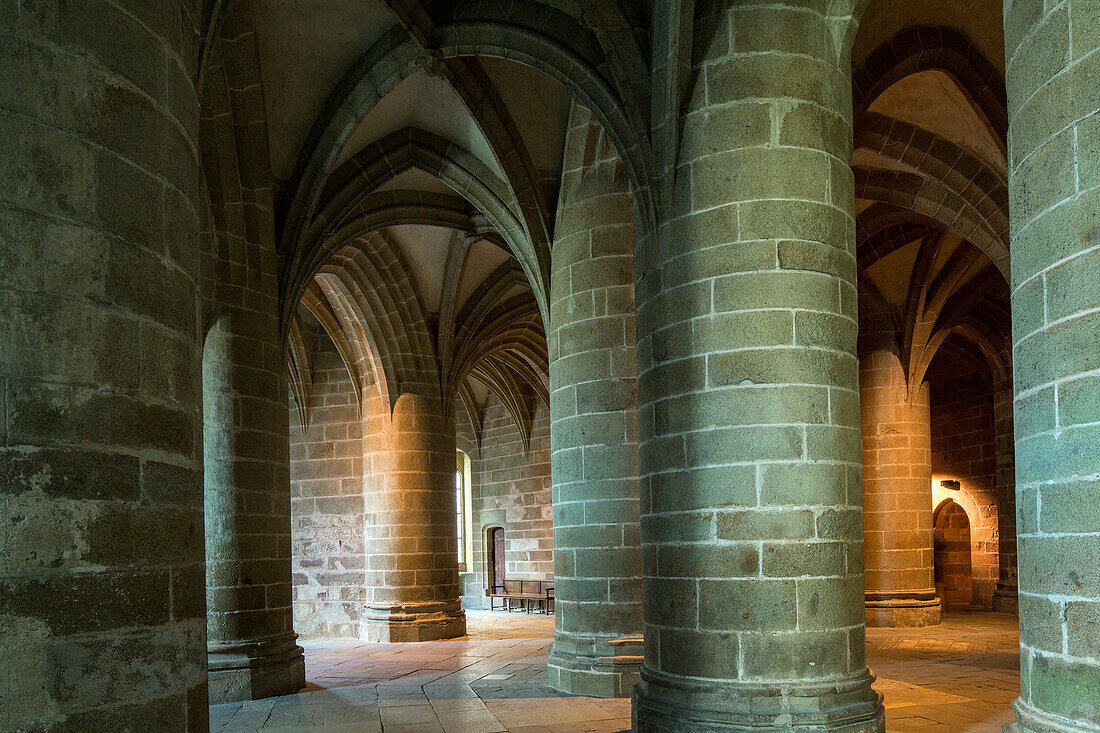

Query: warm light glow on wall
left=931, top=475, right=967, bottom=517
left=931, top=475, right=961, bottom=498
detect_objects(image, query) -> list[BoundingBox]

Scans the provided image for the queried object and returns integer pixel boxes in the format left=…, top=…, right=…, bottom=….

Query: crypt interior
left=1, top=0, right=1098, bottom=731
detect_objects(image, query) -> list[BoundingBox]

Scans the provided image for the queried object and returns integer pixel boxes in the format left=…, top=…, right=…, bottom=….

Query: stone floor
left=211, top=609, right=1019, bottom=732
left=870, top=611, right=1019, bottom=731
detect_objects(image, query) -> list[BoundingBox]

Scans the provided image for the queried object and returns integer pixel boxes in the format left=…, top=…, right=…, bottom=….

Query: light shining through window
left=456, top=469, right=464, bottom=565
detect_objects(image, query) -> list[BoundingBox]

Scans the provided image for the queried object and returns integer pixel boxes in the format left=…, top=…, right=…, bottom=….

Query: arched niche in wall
left=933, top=498, right=974, bottom=610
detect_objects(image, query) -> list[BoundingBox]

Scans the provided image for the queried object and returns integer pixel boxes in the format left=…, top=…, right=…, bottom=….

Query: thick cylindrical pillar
left=632, top=3, right=883, bottom=730
left=361, top=392, right=466, bottom=641
left=548, top=105, right=642, bottom=698
left=0, top=2, right=208, bottom=729
left=860, top=351, right=942, bottom=627
left=1005, top=1, right=1100, bottom=729
left=203, top=313, right=305, bottom=702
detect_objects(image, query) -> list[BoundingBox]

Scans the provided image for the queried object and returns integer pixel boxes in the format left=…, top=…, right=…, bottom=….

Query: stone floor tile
left=379, top=703, right=440, bottom=725
left=214, top=609, right=1019, bottom=732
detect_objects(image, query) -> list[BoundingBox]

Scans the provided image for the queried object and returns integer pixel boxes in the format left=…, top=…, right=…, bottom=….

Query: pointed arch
left=855, top=113, right=1008, bottom=274
left=853, top=25, right=1007, bottom=150
left=282, top=127, right=547, bottom=336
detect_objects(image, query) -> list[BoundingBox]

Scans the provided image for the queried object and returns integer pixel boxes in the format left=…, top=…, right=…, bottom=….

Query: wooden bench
left=487, top=580, right=554, bottom=614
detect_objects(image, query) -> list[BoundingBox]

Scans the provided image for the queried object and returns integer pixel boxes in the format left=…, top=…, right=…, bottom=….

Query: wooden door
left=492, top=527, right=506, bottom=588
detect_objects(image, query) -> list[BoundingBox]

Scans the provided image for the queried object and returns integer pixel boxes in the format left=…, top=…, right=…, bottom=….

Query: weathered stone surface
left=632, top=2, right=883, bottom=730
left=290, top=330, right=367, bottom=639
left=361, top=392, right=466, bottom=643
left=547, top=103, right=642, bottom=699
left=0, top=1, right=207, bottom=728
left=861, top=350, right=942, bottom=628
left=1005, top=1, right=1100, bottom=730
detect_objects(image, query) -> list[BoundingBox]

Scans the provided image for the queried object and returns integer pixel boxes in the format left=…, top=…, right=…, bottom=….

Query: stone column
left=1005, top=1, right=1100, bottom=729
left=0, top=2, right=208, bottom=729
left=203, top=312, right=305, bottom=702
left=361, top=392, right=466, bottom=641
left=632, top=3, right=883, bottom=730
left=860, top=352, right=942, bottom=627
left=991, top=373, right=1017, bottom=614
left=548, top=105, right=642, bottom=698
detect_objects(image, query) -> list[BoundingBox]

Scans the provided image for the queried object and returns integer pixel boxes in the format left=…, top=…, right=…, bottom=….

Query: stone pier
left=0, top=1, right=208, bottom=728
left=362, top=392, right=466, bottom=642
left=203, top=313, right=305, bottom=702
left=1005, top=0, right=1100, bottom=729
left=632, top=2, right=884, bottom=730
left=860, top=351, right=942, bottom=627
left=548, top=104, right=643, bottom=698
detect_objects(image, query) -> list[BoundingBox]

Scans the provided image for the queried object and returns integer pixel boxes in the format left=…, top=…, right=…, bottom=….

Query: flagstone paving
left=212, top=609, right=1019, bottom=732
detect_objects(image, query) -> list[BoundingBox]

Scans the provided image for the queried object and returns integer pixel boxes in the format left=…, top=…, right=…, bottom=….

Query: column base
left=208, top=632, right=305, bottom=704
left=993, top=583, right=1018, bottom=614
left=1005, top=698, right=1100, bottom=732
left=360, top=602, right=466, bottom=642
left=548, top=635, right=643, bottom=697
left=865, top=593, right=941, bottom=628
left=632, top=666, right=884, bottom=732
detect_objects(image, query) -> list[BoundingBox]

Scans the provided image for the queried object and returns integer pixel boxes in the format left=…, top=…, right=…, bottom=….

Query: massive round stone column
left=0, top=2, right=208, bottom=728
left=860, top=351, right=942, bottom=627
left=361, top=392, right=466, bottom=641
left=203, top=312, right=305, bottom=702
left=548, top=105, right=642, bottom=698
left=1005, top=1, right=1100, bottom=729
left=632, top=3, right=883, bottom=730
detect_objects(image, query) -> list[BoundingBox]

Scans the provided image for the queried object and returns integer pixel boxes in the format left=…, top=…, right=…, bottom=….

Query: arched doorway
left=934, top=501, right=974, bottom=610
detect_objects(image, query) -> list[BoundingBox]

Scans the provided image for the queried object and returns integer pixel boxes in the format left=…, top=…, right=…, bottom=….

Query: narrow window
left=456, top=450, right=473, bottom=572
left=456, top=466, right=464, bottom=565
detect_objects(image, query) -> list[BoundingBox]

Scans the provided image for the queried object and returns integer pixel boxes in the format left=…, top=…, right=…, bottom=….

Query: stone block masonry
left=992, top=364, right=1018, bottom=614
left=360, top=390, right=466, bottom=643
left=1004, top=0, right=1100, bottom=730
left=547, top=102, right=642, bottom=698
left=290, top=329, right=365, bottom=639
left=290, top=338, right=548, bottom=632
left=201, top=4, right=304, bottom=698
left=462, top=392, right=554, bottom=606
left=928, top=358, right=999, bottom=610
left=631, top=2, right=883, bottom=730
left=933, top=501, right=974, bottom=609
left=8, top=1, right=1083, bottom=730
left=861, top=351, right=942, bottom=627
left=0, top=1, right=209, bottom=728
left=203, top=310, right=305, bottom=703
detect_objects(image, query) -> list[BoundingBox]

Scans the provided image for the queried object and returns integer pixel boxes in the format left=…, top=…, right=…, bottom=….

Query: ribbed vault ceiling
left=266, top=1, right=577, bottom=444
left=251, top=0, right=1013, bottom=442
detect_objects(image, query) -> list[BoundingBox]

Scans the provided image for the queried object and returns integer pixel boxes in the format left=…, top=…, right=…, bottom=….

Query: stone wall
left=928, top=359, right=998, bottom=609
left=289, top=329, right=364, bottom=639
left=461, top=392, right=553, bottom=607
left=289, top=339, right=552, bottom=620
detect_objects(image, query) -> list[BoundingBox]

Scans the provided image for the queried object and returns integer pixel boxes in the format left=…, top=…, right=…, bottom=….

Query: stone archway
left=933, top=500, right=974, bottom=611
